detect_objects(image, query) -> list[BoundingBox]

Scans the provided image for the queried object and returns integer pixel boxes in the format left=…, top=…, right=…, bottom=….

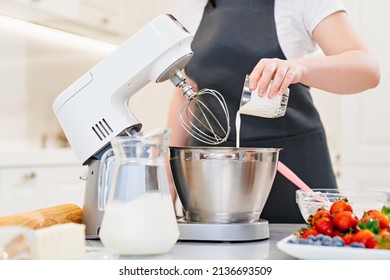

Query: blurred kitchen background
left=0, top=0, right=388, bottom=215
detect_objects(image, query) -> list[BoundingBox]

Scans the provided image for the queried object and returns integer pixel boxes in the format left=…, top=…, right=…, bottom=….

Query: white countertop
left=86, top=224, right=301, bottom=260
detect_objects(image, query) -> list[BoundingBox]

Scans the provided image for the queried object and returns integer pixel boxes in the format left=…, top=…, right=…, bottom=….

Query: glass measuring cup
left=98, top=128, right=179, bottom=255
left=239, top=74, right=290, bottom=118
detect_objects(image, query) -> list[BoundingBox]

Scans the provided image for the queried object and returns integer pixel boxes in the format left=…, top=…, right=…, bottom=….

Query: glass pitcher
left=98, top=128, right=179, bottom=255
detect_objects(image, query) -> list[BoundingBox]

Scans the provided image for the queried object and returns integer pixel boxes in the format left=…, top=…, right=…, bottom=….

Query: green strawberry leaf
left=376, top=235, right=390, bottom=250
left=381, top=206, right=390, bottom=218
left=358, top=219, right=381, bottom=234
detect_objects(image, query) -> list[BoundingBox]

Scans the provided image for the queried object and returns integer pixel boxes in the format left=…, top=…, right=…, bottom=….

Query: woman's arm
left=249, top=11, right=380, bottom=97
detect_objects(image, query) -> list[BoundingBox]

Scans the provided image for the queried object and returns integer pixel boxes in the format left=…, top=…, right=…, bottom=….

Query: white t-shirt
left=175, top=0, right=346, bottom=59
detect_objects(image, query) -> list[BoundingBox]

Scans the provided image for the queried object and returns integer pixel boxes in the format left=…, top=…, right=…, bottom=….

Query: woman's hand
left=249, top=58, right=303, bottom=98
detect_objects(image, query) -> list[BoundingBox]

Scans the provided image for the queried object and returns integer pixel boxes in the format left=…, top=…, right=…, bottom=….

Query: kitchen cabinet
left=0, top=149, right=86, bottom=216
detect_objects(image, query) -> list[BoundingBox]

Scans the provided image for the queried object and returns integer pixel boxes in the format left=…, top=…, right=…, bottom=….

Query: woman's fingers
left=268, top=65, right=289, bottom=98
left=249, top=58, right=300, bottom=98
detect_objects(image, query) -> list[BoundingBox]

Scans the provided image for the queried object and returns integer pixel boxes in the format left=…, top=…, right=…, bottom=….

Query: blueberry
left=313, top=240, right=323, bottom=246
left=306, top=239, right=315, bottom=245
left=323, top=235, right=332, bottom=242
left=332, top=236, right=343, bottom=242
left=299, top=239, right=311, bottom=245
left=350, top=242, right=365, bottom=248
left=322, top=236, right=333, bottom=246
left=331, top=236, right=345, bottom=247
left=292, top=235, right=350, bottom=248
left=307, top=235, right=317, bottom=242
left=316, top=234, right=325, bottom=241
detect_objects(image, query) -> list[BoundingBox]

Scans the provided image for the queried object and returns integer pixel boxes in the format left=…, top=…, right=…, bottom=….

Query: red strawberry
left=301, top=228, right=319, bottom=239
left=351, top=229, right=379, bottom=249
left=308, top=208, right=332, bottom=227
left=333, top=211, right=359, bottom=231
left=330, top=198, right=353, bottom=215
left=361, top=209, right=390, bottom=230
left=314, top=217, right=334, bottom=236
left=342, top=233, right=354, bottom=245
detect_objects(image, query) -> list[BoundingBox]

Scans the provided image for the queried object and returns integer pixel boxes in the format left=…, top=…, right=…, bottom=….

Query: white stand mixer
left=53, top=14, right=260, bottom=242
left=53, top=14, right=194, bottom=238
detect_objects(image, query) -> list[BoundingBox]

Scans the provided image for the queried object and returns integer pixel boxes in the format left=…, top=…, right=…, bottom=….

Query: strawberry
left=361, top=207, right=390, bottom=230
left=330, top=198, right=353, bottom=215
left=314, top=217, right=334, bottom=236
left=308, top=208, right=331, bottom=227
left=381, top=206, right=390, bottom=218
left=358, top=218, right=381, bottom=234
left=333, top=211, right=359, bottom=231
left=332, top=229, right=343, bottom=237
left=379, top=229, right=390, bottom=250
left=351, top=229, right=379, bottom=249
left=300, top=228, right=319, bottom=239
left=342, top=233, right=354, bottom=245
left=378, top=228, right=389, bottom=237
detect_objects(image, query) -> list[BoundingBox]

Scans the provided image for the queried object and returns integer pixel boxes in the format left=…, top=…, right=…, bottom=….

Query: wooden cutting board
left=0, top=204, right=83, bottom=230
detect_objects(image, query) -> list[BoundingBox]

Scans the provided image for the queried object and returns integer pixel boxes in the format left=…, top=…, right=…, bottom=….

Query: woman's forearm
left=299, top=11, right=380, bottom=94
left=294, top=50, right=380, bottom=94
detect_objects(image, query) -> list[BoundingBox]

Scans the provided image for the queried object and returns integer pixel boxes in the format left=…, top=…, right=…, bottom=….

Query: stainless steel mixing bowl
left=169, top=146, right=281, bottom=223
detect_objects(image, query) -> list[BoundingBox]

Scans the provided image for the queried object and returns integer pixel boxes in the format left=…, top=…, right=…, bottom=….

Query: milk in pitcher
left=99, top=191, right=179, bottom=255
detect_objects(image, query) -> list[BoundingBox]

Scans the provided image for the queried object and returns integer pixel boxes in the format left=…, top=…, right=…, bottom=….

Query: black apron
left=185, top=0, right=337, bottom=223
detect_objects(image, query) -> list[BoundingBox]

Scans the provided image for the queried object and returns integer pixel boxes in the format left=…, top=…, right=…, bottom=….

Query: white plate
left=277, top=235, right=390, bottom=260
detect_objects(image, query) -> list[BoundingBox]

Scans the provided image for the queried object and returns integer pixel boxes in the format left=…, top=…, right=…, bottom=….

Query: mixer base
left=177, top=218, right=269, bottom=242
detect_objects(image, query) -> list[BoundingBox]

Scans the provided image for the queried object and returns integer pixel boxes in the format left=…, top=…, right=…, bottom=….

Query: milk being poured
left=99, top=192, right=179, bottom=255
left=236, top=99, right=273, bottom=147
left=235, top=111, right=242, bottom=148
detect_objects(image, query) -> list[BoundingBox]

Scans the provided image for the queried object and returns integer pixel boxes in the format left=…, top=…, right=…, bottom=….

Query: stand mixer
left=53, top=14, right=195, bottom=238
left=53, top=14, right=233, bottom=239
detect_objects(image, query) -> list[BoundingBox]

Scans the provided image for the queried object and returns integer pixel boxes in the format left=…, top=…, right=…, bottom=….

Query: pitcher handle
left=98, top=148, right=115, bottom=211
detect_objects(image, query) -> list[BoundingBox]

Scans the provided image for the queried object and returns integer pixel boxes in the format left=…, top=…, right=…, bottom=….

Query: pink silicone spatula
left=277, top=161, right=313, bottom=192
left=277, top=161, right=329, bottom=204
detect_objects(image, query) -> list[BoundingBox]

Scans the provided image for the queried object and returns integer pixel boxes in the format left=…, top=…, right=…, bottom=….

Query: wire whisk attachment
left=170, top=70, right=230, bottom=145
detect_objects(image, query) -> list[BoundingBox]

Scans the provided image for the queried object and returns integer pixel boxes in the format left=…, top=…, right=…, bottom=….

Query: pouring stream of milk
left=235, top=111, right=241, bottom=148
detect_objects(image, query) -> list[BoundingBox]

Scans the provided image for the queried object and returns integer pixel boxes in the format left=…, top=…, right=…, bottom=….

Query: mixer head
left=53, top=14, right=231, bottom=166
left=52, top=14, right=195, bottom=164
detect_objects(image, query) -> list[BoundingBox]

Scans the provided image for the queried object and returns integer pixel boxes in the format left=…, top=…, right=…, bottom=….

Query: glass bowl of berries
left=296, top=188, right=390, bottom=223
